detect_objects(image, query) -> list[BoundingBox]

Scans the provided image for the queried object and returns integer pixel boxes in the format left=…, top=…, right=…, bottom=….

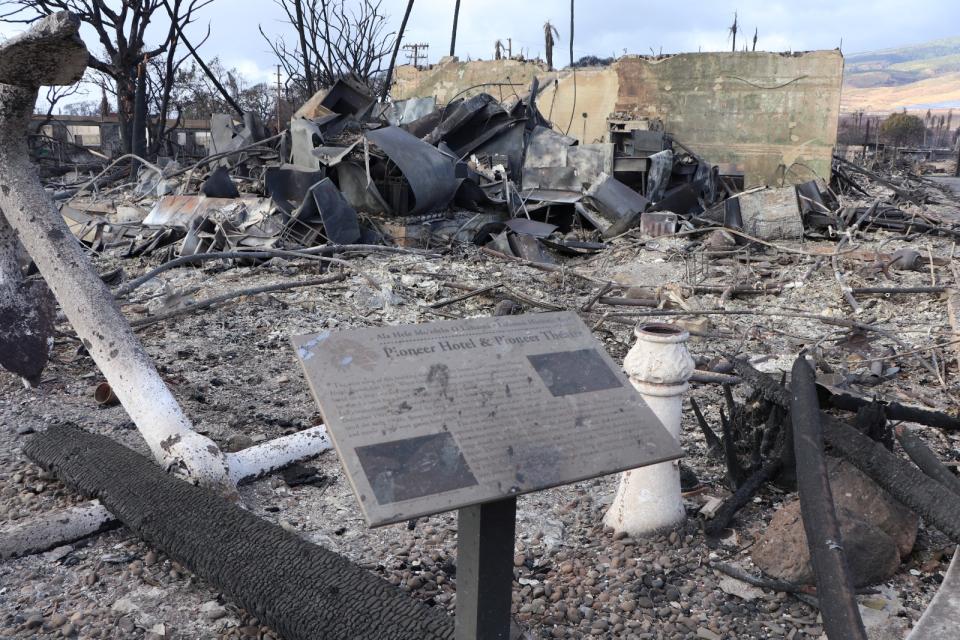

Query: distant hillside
left=846, top=37, right=960, bottom=84
left=843, top=37, right=960, bottom=111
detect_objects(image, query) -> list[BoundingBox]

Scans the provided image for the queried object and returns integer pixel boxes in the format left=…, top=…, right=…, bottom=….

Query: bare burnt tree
left=168, top=59, right=276, bottom=125
left=0, top=0, right=214, bottom=154
left=729, top=11, right=738, bottom=52
left=32, top=82, right=83, bottom=131
left=260, top=0, right=395, bottom=101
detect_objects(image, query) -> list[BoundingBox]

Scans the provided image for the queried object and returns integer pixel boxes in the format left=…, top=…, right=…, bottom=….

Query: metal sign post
left=292, top=312, right=682, bottom=638
left=455, top=497, right=517, bottom=640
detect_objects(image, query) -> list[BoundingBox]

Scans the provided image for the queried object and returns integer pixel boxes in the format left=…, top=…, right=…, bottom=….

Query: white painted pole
left=2, top=428, right=335, bottom=559
left=0, top=13, right=233, bottom=495
left=226, top=426, right=333, bottom=484
left=0, top=500, right=113, bottom=559
left=604, top=323, right=694, bottom=536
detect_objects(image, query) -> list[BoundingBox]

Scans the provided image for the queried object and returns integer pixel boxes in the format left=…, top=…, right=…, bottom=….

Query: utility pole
left=275, top=65, right=282, bottom=133
left=403, top=43, right=429, bottom=69
left=381, top=0, right=415, bottom=101
left=449, top=0, right=461, bottom=57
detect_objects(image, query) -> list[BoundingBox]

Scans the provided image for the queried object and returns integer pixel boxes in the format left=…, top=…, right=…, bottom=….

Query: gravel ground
left=2, top=190, right=959, bottom=639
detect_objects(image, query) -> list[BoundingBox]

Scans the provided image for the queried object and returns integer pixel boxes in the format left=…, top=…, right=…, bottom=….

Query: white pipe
left=226, top=426, right=333, bottom=484
left=0, top=500, right=113, bottom=559
left=604, top=323, right=694, bottom=536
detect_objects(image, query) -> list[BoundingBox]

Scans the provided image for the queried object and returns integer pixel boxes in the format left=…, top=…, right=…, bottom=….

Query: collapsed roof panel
left=366, top=126, right=458, bottom=216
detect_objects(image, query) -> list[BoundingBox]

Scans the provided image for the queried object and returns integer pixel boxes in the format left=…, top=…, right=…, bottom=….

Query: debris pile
left=52, top=77, right=768, bottom=266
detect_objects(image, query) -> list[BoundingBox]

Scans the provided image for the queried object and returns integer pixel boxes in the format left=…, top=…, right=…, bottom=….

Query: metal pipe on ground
left=1, top=430, right=335, bottom=559
left=25, top=425, right=455, bottom=640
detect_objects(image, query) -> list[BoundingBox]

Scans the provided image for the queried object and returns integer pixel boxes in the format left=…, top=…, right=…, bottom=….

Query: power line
left=403, top=43, right=430, bottom=68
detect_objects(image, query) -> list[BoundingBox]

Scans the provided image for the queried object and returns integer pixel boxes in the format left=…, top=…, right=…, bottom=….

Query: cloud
left=6, top=0, right=960, bottom=105
left=228, top=58, right=276, bottom=85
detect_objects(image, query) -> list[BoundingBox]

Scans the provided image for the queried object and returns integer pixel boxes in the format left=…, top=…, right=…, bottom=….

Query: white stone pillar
left=604, top=323, right=694, bottom=536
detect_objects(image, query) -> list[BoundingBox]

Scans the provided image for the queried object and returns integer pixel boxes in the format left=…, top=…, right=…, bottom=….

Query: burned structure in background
left=59, top=49, right=847, bottom=275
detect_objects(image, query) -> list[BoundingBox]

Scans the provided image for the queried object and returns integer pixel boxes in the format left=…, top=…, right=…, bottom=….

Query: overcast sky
left=3, top=0, right=960, bottom=92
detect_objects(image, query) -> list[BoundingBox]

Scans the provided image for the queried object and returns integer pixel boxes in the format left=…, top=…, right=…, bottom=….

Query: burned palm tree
left=544, top=20, right=559, bottom=70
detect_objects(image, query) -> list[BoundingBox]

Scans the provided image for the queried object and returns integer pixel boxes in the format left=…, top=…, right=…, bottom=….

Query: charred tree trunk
left=381, top=0, right=415, bottom=100
left=116, top=72, right=136, bottom=154
left=293, top=0, right=315, bottom=95
left=132, top=62, right=147, bottom=158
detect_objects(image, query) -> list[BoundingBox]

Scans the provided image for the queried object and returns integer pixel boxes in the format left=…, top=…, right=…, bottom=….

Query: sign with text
left=292, top=312, right=681, bottom=527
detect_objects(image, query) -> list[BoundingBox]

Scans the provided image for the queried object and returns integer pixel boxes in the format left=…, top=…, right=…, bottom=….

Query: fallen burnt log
left=734, top=359, right=960, bottom=543
left=790, top=357, right=867, bottom=640
left=823, top=416, right=960, bottom=543
left=24, top=425, right=455, bottom=640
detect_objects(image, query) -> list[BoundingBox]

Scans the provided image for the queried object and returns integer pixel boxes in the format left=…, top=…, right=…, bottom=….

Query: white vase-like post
left=604, top=323, right=694, bottom=536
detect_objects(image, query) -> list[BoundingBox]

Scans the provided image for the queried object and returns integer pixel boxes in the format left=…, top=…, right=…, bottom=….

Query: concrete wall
left=393, top=51, right=844, bottom=187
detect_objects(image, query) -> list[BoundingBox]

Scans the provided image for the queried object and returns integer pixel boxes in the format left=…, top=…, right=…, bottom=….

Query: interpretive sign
left=292, top=311, right=681, bottom=527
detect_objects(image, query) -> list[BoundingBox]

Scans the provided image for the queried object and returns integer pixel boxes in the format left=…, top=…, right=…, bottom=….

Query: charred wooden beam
left=703, top=458, right=782, bottom=537
left=821, top=389, right=960, bottom=432
left=690, top=397, right=722, bottom=456
left=25, top=425, right=454, bottom=640
left=735, top=358, right=960, bottom=543
left=719, top=409, right=748, bottom=488
left=790, top=357, right=867, bottom=640
left=896, top=426, right=960, bottom=497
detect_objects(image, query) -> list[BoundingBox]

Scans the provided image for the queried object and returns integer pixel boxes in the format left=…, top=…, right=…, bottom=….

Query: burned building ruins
left=3, top=6, right=960, bottom=640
